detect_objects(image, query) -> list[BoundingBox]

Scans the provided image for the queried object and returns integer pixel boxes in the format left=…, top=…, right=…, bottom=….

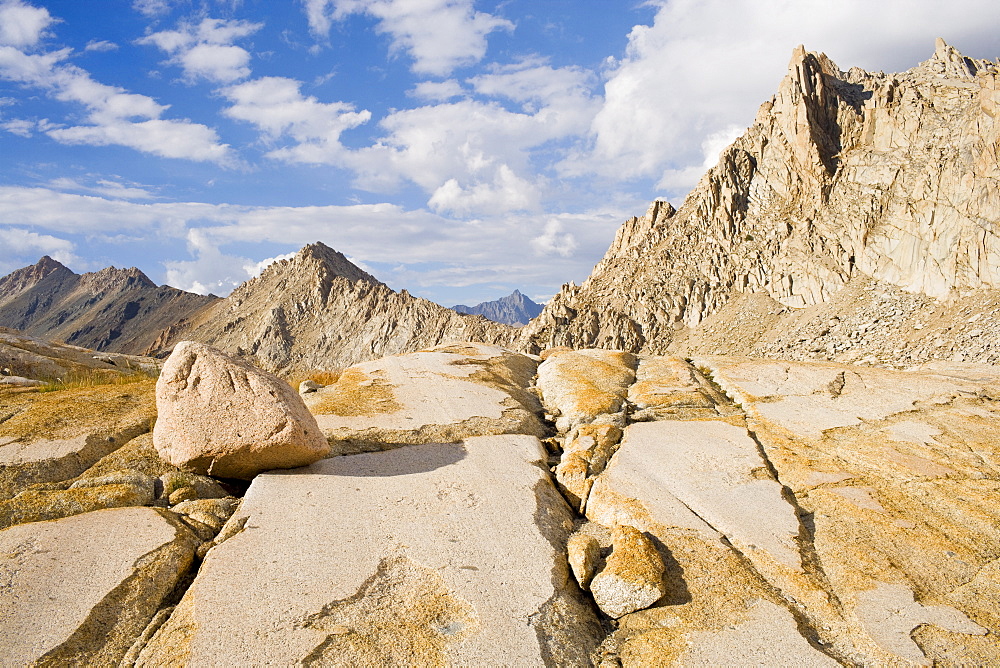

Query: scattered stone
left=298, top=379, right=322, bottom=394
left=554, top=452, right=592, bottom=511
left=0, top=376, right=43, bottom=387
left=589, top=525, right=666, bottom=618
left=159, top=470, right=228, bottom=502
left=168, top=485, right=199, bottom=505
left=153, top=341, right=330, bottom=479
left=567, top=532, right=602, bottom=591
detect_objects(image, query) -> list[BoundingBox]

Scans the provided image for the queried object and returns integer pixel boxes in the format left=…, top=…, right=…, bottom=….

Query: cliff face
left=161, top=242, right=517, bottom=375
left=0, top=257, right=216, bottom=354
left=521, top=40, right=1000, bottom=364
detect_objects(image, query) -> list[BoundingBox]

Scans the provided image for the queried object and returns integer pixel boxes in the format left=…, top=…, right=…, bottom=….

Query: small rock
left=299, top=379, right=322, bottom=394
left=159, top=471, right=227, bottom=501
left=590, top=525, right=666, bottom=618
left=168, top=486, right=199, bottom=505
left=153, top=341, right=330, bottom=479
left=554, top=453, right=591, bottom=511
left=568, top=533, right=602, bottom=590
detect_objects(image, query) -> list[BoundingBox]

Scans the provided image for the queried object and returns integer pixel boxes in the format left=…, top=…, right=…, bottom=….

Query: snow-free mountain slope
left=521, top=40, right=1000, bottom=367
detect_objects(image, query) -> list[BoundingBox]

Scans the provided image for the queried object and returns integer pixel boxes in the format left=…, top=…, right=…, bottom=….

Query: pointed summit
left=452, top=290, right=543, bottom=327
left=293, top=242, right=384, bottom=286
left=0, top=256, right=74, bottom=304
left=921, top=37, right=994, bottom=79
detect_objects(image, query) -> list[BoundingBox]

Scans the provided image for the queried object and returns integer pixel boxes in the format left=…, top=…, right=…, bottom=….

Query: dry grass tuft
left=38, top=366, right=159, bottom=393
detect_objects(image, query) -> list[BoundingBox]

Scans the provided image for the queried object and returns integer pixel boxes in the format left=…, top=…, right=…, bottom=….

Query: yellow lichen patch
left=300, top=554, right=478, bottom=667
left=631, top=385, right=714, bottom=409
left=76, top=433, right=179, bottom=480
left=307, top=368, right=402, bottom=417
left=0, top=380, right=157, bottom=443
left=548, top=351, right=635, bottom=417
left=446, top=350, right=539, bottom=406
left=0, top=483, right=152, bottom=530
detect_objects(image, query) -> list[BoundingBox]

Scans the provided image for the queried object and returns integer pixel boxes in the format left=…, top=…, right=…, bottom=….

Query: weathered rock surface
left=303, top=342, right=546, bottom=453
left=0, top=256, right=214, bottom=355
left=156, top=243, right=517, bottom=374
left=0, top=380, right=156, bottom=501
left=0, top=506, right=199, bottom=666
left=135, top=435, right=601, bottom=666
left=572, top=350, right=1000, bottom=665
left=153, top=341, right=329, bottom=479
left=0, top=471, right=156, bottom=530
left=521, top=41, right=1000, bottom=368
left=690, top=355, right=1000, bottom=664
left=535, top=348, right=637, bottom=434
left=589, top=525, right=666, bottom=619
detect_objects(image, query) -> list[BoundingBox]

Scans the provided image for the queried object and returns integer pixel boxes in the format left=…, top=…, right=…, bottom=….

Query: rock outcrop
left=547, top=350, right=1000, bottom=665
left=303, top=342, right=547, bottom=454
left=453, top=289, right=544, bottom=326
left=135, top=435, right=602, bottom=666
left=0, top=507, right=200, bottom=666
left=0, top=379, right=157, bottom=501
left=2, top=335, right=999, bottom=665
left=153, top=341, right=329, bottom=479
left=0, top=257, right=215, bottom=355
left=521, top=40, right=1000, bottom=368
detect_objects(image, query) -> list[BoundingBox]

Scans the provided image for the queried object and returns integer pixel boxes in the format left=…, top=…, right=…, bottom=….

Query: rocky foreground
left=1, top=338, right=998, bottom=665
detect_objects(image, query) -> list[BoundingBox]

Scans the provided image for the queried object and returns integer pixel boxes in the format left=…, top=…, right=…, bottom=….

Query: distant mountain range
left=3, top=41, right=1000, bottom=372
left=452, top=290, right=543, bottom=327
left=0, top=256, right=214, bottom=354
left=0, top=244, right=516, bottom=375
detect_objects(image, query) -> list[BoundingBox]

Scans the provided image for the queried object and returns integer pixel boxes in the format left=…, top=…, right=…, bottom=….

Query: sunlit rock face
left=522, top=40, right=1000, bottom=366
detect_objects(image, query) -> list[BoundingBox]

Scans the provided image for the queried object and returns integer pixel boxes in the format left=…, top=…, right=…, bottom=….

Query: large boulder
left=153, top=342, right=329, bottom=479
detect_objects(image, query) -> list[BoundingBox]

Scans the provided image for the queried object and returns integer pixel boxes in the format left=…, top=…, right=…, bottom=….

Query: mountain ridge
left=0, top=256, right=216, bottom=354
left=519, top=39, right=1000, bottom=367
left=452, top=289, right=543, bottom=326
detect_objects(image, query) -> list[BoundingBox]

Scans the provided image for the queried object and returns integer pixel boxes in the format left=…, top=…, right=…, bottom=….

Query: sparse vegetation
left=38, top=364, right=159, bottom=393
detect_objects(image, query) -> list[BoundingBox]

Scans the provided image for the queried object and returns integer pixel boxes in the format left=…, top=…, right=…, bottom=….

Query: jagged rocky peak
left=290, top=241, right=384, bottom=285
left=226, top=241, right=385, bottom=309
left=520, top=38, right=1000, bottom=366
left=452, top=289, right=543, bottom=326
left=921, top=37, right=998, bottom=78
left=80, top=265, right=156, bottom=290
left=0, top=255, right=73, bottom=293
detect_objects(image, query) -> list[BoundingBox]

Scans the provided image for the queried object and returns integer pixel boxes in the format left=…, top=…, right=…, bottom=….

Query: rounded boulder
left=153, top=342, right=330, bottom=479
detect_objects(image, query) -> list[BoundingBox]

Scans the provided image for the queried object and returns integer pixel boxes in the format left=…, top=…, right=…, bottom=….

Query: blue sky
left=1, top=0, right=997, bottom=306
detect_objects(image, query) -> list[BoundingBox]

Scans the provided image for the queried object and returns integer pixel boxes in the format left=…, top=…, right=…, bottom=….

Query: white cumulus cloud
left=0, top=34, right=234, bottom=163
left=304, top=0, right=513, bottom=76
left=0, top=0, right=53, bottom=48
left=223, top=76, right=371, bottom=162
left=530, top=219, right=577, bottom=258
left=140, top=18, right=261, bottom=83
